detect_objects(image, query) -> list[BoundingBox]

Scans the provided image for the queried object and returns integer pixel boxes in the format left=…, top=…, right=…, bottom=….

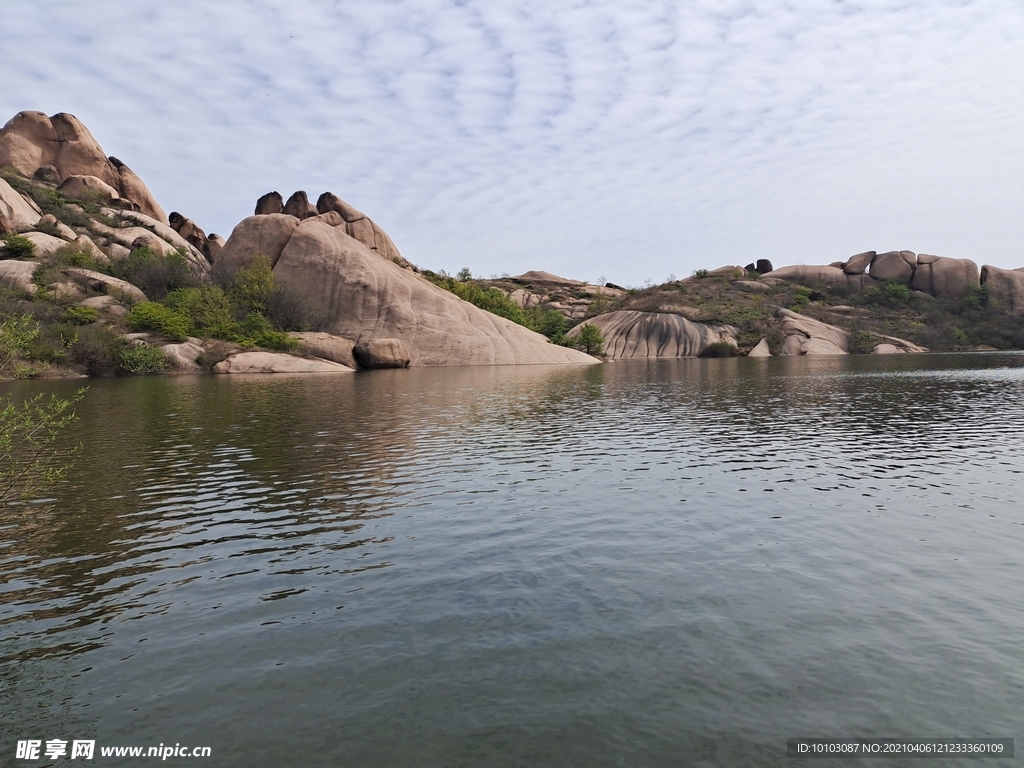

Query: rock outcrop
left=353, top=339, right=411, bottom=369
left=0, top=177, right=41, bottom=233
left=869, top=250, right=914, bottom=282
left=778, top=308, right=926, bottom=355
left=764, top=264, right=871, bottom=289
left=910, top=256, right=980, bottom=299
left=212, top=351, right=354, bottom=374
left=0, top=111, right=166, bottom=221
left=748, top=337, right=771, bottom=357
left=981, top=266, right=1024, bottom=314
left=169, top=211, right=211, bottom=259
left=315, top=192, right=405, bottom=264
left=217, top=217, right=597, bottom=366
left=0, top=259, right=39, bottom=293
left=289, top=332, right=358, bottom=369
left=571, top=310, right=737, bottom=359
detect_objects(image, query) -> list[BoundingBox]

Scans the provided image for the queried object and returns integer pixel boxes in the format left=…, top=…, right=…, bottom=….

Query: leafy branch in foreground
left=0, top=388, right=86, bottom=503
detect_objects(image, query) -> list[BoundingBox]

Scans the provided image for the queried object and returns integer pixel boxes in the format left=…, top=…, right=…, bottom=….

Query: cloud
left=2, top=0, right=1022, bottom=282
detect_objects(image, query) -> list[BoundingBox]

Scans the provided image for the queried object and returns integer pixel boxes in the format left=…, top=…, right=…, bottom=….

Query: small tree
left=573, top=323, right=605, bottom=356
left=1, top=234, right=36, bottom=260
left=457, top=267, right=473, bottom=281
left=0, top=388, right=85, bottom=503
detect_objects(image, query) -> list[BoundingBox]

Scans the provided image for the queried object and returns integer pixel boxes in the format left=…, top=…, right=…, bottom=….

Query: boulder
left=78, top=294, right=119, bottom=310
left=38, top=214, right=77, bottom=241
left=63, top=267, right=147, bottom=302
left=980, top=265, right=1024, bottom=314
left=218, top=214, right=300, bottom=270
left=255, top=191, right=284, bottom=215
left=763, top=264, right=857, bottom=287
left=748, top=337, right=771, bottom=357
left=108, top=156, right=166, bottom=223
left=58, top=174, right=120, bottom=204
left=272, top=222, right=597, bottom=366
left=869, top=251, right=913, bottom=282
left=33, top=164, right=60, bottom=184
left=289, top=332, right=359, bottom=368
left=22, top=231, right=69, bottom=258
left=755, top=259, right=773, bottom=274
left=732, top=280, right=771, bottom=292
left=567, top=310, right=736, bottom=359
left=709, top=265, right=743, bottom=275
left=207, top=234, right=225, bottom=262
left=508, top=288, right=542, bottom=309
left=508, top=270, right=585, bottom=287
left=316, top=192, right=404, bottom=263
left=212, top=351, right=355, bottom=374
left=900, top=250, right=917, bottom=267
left=0, top=111, right=60, bottom=175
left=777, top=308, right=848, bottom=355
left=916, top=253, right=940, bottom=265
left=74, top=234, right=108, bottom=264
left=868, top=333, right=927, bottom=353
left=843, top=251, right=875, bottom=275
left=283, top=191, right=318, bottom=220
left=106, top=242, right=130, bottom=260
left=0, top=259, right=39, bottom=293
left=909, top=256, right=979, bottom=299
left=0, top=178, right=41, bottom=234
left=46, top=281, right=85, bottom=300
left=353, top=339, right=411, bottom=369
left=89, top=220, right=182, bottom=259
left=162, top=341, right=206, bottom=373
left=168, top=211, right=210, bottom=257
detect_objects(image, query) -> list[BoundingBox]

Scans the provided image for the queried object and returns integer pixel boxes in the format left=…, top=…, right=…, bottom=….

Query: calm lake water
left=2, top=354, right=1023, bottom=767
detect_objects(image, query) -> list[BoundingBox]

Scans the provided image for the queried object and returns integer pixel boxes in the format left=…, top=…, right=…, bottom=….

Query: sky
left=3, top=0, right=1023, bottom=285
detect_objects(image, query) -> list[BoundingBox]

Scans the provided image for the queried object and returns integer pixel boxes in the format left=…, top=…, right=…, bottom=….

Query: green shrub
left=228, top=254, right=275, bottom=316
left=69, top=325, right=119, bottom=375
left=1, top=234, right=36, bottom=260
left=457, top=267, right=473, bottom=281
left=264, top=284, right=328, bottom=331
left=235, top=312, right=300, bottom=350
left=165, top=286, right=236, bottom=338
left=848, top=330, right=876, bottom=354
left=109, top=246, right=196, bottom=300
left=523, top=307, right=567, bottom=338
left=126, top=301, right=192, bottom=341
left=571, top=323, right=605, bottom=355
left=61, top=306, right=98, bottom=326
left=692, top=269, right=709, bottom=279
left=700, top=341, right=738, bottom=357
left=0, top=315, right=40, bottom=376
left=884, top=281, right=911, bottom=304
left=422, top=272, right=528, bottom=326
left=962, top=284, right=990, bottom=310
left=51, top=242, right=97, bottom=269
left=116, top=343, right=169, bottom=375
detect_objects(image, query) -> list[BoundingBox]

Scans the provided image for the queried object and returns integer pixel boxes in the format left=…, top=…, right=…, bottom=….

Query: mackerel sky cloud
left=3, top=0, right=1023, bottom=283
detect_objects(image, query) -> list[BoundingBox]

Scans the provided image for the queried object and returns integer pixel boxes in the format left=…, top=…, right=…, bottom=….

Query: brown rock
left=22, top=231, right=69, bottom=258
left=0, top=259, right=39, bottom=293
left=162, top=341, right=206, bottom=372
left=218, top=214, right=301, bottom=270
left=748, top=337, right=771, bottom=357
left=763, top=265, right=855, bottom=286
left=58, top=174, right=120, bottom=203
left=777, top=308, right=848, bottom=355
left=709, top=265, right=744, bottom=275
left=0, top=111, right=60, bottom=175
left=567, top=310, right=736, bottom=359
left=733, top=280, right=771, bottom=292
left=980, top=265, right=1024, bottom=314
left=50, top=113, right=111, bottom=181
left=899, top=250, right=917, bottom=267
left=508, top=270, right=586, bottom=287
left=39, top=214, right=77, bottom=241
left=869, top=251, right=913, bottom=282
left=169, top=211, right=210, bottom=257
left=755, top=259, right=773, bottom=274
left=207, top=234, right=225, bottom=262
left=272, top=222, right=597, bottom=366
left=33, top=164, right=60, bottom=184
left=283, top=191, right=318, bottom=220
left=909, top=256, right=980, bottom=299
left=255, top=191, right=284, bottom=215
left=843, top=251, right=875, bottom=275
left=316, top=192, right=405, bottom=263
left=63, top=267, right=147, bottom=302
left=108, top=157, right=166, bottom=222
left=289, top=332, right=359, bottom=368
left=917, top=253, right=940, bottom=265
left=353, top=339, right=411, bottom=369
left=213, top=351, right=354, bottom=374
left=0, top=177, right=41, bottom=233
left=75, top=234, right=109, bottom=264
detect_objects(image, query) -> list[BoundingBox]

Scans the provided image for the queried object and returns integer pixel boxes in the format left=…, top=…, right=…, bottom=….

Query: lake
left=2, top=354, right=1023, bottom=766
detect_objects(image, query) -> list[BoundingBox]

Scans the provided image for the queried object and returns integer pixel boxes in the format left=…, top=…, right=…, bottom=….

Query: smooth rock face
left=316, top=192, right=404, bottom=263
left=910, top=257, right=980, bottom=299
left=900, top=250, right=918, bottom=267
left=870, top=251, right=914, bottom=282
left=169, top=211, right=210, bottom=258
left=763, top=265, right=856, bottom=286
left=207, top=234, right=225, bottom=262
left=22, top=231, right=69, bottom=258
left=733, top=280, right=771, bottom=293
left=271, top=222, right=597, bottom=366
left=353, top=339, right=411, bottom=369
left=219, top=214, right=300, bottom=270
left=981, top=265, right=1024, bottom=314
left=917, top=253, right=940, bottom=265
left=0, top=259, right=39, bottom=293
left=255, top=192, right=284, bottom=215
left=289, top=332, right=359, bottom=369
left=843, top=251, right=876, bottom=275
left=755, top=259, right=773, bottom=274
left=59, top=174, right=120, bottom=203
left=39, top=214, right=77, bottom=241
left=75, top=234, right=109, bottom=264
left=213, top=352, right=354, bottom=374
left=777, top=308, right=849, bottom=355
left=572, top=310, right=736, bottom=359
left=0, top=178, right=41, bottom=233
left=63, top=268, right=147, bottom=302
left=162, top=342, right=206, bottom=372
left=748, top=337, right=771, bottom=357
left=508, top=270, right=586, bottom=287
left=0, top=111, right=166, bottom=222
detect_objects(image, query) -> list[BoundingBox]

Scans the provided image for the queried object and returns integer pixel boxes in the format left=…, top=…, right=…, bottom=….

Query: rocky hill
left=2, top=109, right=1023, bottom=378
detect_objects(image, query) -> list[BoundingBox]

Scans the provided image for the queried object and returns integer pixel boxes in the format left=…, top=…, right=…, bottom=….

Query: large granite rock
left=38, top=214, right=77, bottom=241
left=58, top=174, right=120, bottom=203
left=316, top=192, right=404, bottom=263
left=569, top=310, right=736, bottom=359
left=63, top=268, right=147, bottom=302
left=777, top=308, right=849, bottom=355
left=0, top=178, right=41, bottom=233
left=169, top=211, right=210, bottom=258
left=354, top=339, right=411, bottom=368
left=162, top=341, right=206, bottom=372
left=267, top=220, right=597, bottom=366
left=21, top=231, right=69, bottom=258
left=212, top=352, right=354, bottom=374
left=283, top=191, right=318, bottom=219
left=843, top=251, right=875, bottom=275
left=763, top=264, right=858, bottom=286
left=0, top=259, right=39, bottom=293
left=869, top=251, right=913, bottom=282
left=508, top=270, right=586, bottom=287
left=255, top=191, right=284, bottom=215
left=981, top=265, right=1024, bottom=314
left=909, top=256, right=980, bottom=299
left=748, top=337, right=771, bottom=357
left=0, top=111, right=166, bottom=222
left=289, top=332, right=358, bottom=368
left=218, top=214, right=300, bottom=269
